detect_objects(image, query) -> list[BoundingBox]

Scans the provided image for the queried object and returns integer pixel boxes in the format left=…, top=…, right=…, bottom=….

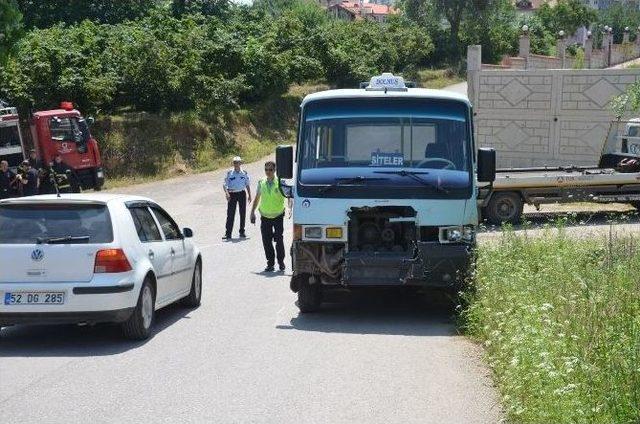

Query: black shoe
left=239, top=232, right=246, bottom=238
left=264, top=266, right=275, bottom=272
left=222, top=234, right=231, bottom=240
left=278, top=263, right=285, bottom=272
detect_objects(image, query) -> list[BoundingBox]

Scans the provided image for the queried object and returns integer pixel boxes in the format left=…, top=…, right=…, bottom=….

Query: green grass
left=464, top=228, right=640, bottom=423
left=94, top=92, right=303, bottom=189
left=415, top=68, right=464, bottom=89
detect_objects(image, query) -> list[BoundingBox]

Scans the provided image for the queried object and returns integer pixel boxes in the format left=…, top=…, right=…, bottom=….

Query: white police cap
left=232, top=156, right=242, bottom=163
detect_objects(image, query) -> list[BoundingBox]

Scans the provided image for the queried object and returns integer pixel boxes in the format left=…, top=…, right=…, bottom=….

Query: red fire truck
left=0, top=101, right=104, bottom=191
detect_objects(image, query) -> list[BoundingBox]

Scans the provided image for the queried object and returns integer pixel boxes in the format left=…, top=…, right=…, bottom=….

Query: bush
left=1, top=4, right=434, bottom=115
left=464, top=229, right=640, bottom=423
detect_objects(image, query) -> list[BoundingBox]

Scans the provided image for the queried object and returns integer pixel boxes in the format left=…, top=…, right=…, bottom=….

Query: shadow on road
left=0, top=304, right=192, bottom=357
left=277, top=289, right=458, bottom=337
left=481, top=209, right=640, bottom=233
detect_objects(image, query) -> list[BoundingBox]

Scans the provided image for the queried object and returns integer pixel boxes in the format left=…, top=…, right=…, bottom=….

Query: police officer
left=223, top=156, right=252, bottom=240
left=19, top=160, right=39, bottom=196
left=0, top=161, right=17, bottom=199
left=250, top=161, right=291, bottom=272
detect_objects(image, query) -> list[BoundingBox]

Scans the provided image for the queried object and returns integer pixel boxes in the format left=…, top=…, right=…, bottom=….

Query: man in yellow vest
left=250, top=161, right=291, bottom=272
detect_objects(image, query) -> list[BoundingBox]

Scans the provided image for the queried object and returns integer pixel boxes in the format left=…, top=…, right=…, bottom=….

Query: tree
left=0, top=0, right=23, bottom=63
left=171, top=0, right=230, bottom=17
left=595, top=3, right=640, bottom=44
left=434, top=0, right=494, bottom=58
left=16, top=0, right=159, bottom=28
left=536, top=0, right=596, bottom=36
left=459, top=0, right=518, bottom=63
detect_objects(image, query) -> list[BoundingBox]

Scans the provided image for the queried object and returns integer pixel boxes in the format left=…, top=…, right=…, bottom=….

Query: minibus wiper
left=38, top=235, right=91, bottom=244
left=319, top=176, right=388, bottom=193
left=373, top=170, right=449, bottom=194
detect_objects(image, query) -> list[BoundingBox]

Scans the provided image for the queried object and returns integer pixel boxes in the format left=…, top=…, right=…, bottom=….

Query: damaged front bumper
left=291, top=241, right=473, bottom=290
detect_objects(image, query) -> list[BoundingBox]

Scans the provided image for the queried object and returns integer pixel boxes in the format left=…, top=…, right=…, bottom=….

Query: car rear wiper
left=37, top=235, right=91, bottom=244
left=319, top=176, right=389, bottom=193
left=373, top=170, right=449, bottom=194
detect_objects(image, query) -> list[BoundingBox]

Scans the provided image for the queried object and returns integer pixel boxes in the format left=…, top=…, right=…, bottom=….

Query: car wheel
left=122, top=278, right=155, bottom=340
left=297, top=278, right=322, bottom=313
left=181, top=261, right=202, bottom=308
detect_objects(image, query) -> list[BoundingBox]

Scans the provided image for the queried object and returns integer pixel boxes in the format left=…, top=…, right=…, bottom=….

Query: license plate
left=4, top=292, right=65, bottom=305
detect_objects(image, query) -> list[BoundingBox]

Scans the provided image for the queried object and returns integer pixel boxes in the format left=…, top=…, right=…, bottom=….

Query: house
left=326, top=0, right=397, bottom=23
left=515, top=0, right=557, bottom=12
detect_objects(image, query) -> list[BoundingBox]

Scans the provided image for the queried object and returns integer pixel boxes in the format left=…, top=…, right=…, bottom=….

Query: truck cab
left=276, top=74, right=496, bottom=312
left=0, top=106, right=25, bottom=169
left=30, top=103, right=104, bottom=191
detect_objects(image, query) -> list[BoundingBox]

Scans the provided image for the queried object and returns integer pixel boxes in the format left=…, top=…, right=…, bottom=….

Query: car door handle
left=148, top=250, right=155, bottom=259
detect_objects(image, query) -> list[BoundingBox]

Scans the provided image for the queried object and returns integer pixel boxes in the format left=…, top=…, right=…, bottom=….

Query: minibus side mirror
left=276, top=145, right=294, bottom=180
left=477, top=148, right=496, bottom=183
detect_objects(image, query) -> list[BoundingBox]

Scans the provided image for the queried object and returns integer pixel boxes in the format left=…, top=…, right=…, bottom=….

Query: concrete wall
left=468, top=45, right=640, bottom=168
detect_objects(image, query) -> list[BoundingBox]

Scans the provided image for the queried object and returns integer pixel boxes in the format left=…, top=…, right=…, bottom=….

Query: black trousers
left=260, top=213, right=285, bottom=267
left=225, top=191, right=246, bottom=236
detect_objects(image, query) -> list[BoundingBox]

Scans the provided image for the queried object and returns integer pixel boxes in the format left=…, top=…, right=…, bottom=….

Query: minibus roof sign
left=366, top=73, right=407, bottom=92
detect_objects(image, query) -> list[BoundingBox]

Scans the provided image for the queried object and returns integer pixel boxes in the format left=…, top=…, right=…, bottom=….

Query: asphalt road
left=0, top=157, right=503, bottom=424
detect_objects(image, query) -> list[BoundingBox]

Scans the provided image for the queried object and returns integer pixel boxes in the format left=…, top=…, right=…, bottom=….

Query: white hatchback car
left=0, top=194, right=202, bottom=340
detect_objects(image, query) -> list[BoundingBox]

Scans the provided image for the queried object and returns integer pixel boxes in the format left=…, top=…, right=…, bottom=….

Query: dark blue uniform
left=22, top=168, right=39, bottom=196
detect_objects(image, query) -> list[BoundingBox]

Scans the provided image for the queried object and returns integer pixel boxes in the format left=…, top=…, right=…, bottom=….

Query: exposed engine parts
left=347, top=206, right=417, bottom=253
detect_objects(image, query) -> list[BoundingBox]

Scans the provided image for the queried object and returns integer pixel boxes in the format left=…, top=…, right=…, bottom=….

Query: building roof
left=514, top=0, right=556, bottom=10
left=328, top=1, right=397, bottom=16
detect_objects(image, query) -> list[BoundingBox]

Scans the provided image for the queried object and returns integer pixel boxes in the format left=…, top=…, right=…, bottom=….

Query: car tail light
left=94, top=249, right=132, bottom=273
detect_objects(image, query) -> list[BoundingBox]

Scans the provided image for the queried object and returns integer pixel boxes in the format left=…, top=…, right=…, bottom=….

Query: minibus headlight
left=462, top=226, right=476, bottom=242
left=446, top=228, right=462, bottom=242
left=304, top=226, right=322, bottom=239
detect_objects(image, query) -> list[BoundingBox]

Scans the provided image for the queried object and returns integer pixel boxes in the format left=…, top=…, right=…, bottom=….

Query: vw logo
left=31, top=249, right=44, bottom=262
left=302, top=199, right=311, bottom=208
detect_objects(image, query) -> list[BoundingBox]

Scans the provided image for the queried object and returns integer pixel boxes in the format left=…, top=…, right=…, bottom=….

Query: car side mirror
left=477, top=148, right=496, bottom=183
left=87, top=117, right=95, bottom=125
left=183, top=227, right=193, bottom=238
left=276, top=145, right=293, bottom=179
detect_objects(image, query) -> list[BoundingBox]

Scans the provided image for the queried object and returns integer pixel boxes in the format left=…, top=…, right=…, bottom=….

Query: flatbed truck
left=480, top=119, right=640, bottom=225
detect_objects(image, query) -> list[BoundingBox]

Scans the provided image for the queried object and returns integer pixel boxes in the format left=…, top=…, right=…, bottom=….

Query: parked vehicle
left=0, top=101, right=105, bottom=190
left=0, top=105, right=25, bottom=169
left=275, top=73, right=496, bottom=312
left=0, top=194, right=202, bottom=339
left=480, top=119, right=640, bottom=225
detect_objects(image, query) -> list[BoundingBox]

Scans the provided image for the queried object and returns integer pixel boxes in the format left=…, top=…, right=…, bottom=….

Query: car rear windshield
left=0, top=204, right=113, bottom=244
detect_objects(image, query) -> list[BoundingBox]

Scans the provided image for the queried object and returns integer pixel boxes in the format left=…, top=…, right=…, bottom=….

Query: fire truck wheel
left=297, top=278, right=322, bottom=313
left=631, top=201, right=640, bottom=211
left=485, top=192, right=523, bottom=226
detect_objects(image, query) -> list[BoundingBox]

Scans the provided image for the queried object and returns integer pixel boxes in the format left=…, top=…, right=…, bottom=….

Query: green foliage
left=0, top=0, right=23, bottom=63
left=464, top=230, right=640, bottom=423
left=518, top=14, right=556, bottom=56
left=171, top=0, right=230, bottom=18
left=459, top=0, right=518, bottom=64
left=612, top=80, right=640, bottom=117
left=536, top=0, right=596, bottom=36
left=572, top=46, right=585, bottom=69
left=1, top=4, right=434, bottom=114
left=595, top=3, right=640, bottom=45
left=399, top=0, right=517, bottom=65
left=16, top=0, right=160, bottom=28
